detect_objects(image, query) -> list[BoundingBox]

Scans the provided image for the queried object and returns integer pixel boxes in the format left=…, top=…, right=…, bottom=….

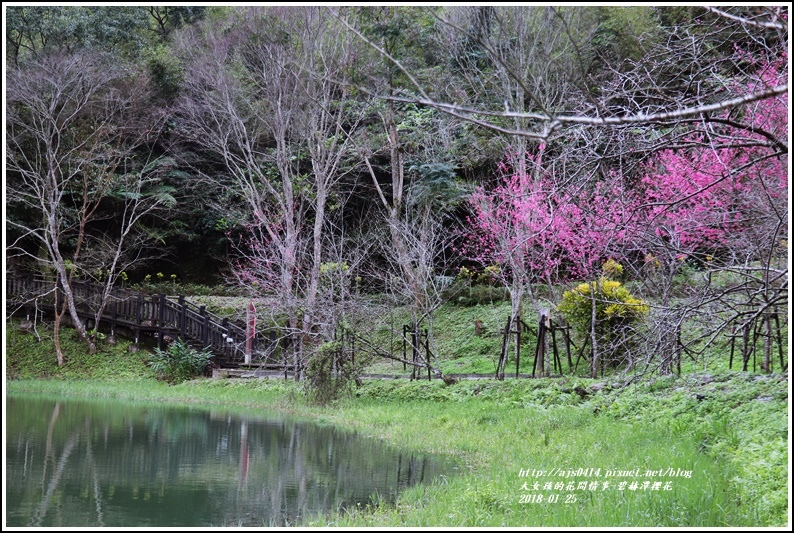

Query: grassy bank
left=4, top=323, right=789, bottom=527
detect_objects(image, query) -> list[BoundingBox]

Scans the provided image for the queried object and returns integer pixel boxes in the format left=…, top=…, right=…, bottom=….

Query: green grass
left=307, top=404, right=745, bottom=527
left=5, top=321, right=157, bottom=381
left=5, top=307, right=788, bottom=527
left=373, top=297, right=787, bottom=380
left=122, top=274, right=788, bottom=382
left=361, top=300, right=546, bottom=377
left=6, top=370, right=787, bottom=527
left=433, top=301, right=510, bottom=373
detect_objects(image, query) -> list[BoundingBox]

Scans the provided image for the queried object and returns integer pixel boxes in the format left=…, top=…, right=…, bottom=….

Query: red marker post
left=245, top=300, right=256, bottom=365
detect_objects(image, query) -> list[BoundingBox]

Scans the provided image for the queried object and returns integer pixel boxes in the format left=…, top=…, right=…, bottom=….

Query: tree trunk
left=589, top=280, right=598, bottom=379
left=53, top=305, right=65, bottom=367
left=763, top=310, right=772, bottom=373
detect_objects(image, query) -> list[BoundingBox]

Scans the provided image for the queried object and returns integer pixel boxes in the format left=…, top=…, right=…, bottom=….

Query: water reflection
left=6, top=395, right=453, bottom=527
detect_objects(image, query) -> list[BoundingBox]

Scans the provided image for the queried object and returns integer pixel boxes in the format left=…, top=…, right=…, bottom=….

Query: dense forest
left=5, top=6, right=788, bottom=380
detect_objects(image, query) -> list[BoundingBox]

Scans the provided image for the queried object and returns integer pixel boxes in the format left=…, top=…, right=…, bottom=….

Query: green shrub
left=148, top=339, right=212, bottom=384
left=145, top=44, right=185, bottom=101
left=303, top=341, right=362, bottom=405
left=6, top=321, right=156, bottom=380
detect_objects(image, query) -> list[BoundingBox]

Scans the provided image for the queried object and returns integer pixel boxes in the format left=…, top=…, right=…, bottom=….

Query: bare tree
left=175, top=11, right=305, bottom=372
left=6, top=50, right=151, bottom=362
left=175, top=7, right=364, bottom=378
left=83, top=152, right=178, bottom=337
left=290, top=8, right=366, bottom=367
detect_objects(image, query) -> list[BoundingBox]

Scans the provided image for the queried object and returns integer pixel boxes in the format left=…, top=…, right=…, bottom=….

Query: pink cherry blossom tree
left=466, top=145, right=636, bottom=377
left=631, top=53, right=787, bottom=374
left=467, top=48, right=787, bottom=377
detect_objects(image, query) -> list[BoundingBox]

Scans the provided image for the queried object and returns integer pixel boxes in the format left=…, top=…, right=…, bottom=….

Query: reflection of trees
left=215, top=418, right=444, bottom=525
left=30, top=431, right=79, bottom=526
left=84, top=416, right=106, bottom=527
left=7, top=397, right=453, bottom=527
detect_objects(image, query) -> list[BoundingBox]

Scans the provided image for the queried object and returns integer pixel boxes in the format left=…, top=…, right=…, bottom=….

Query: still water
left=6, top=394, right=454, bottom=527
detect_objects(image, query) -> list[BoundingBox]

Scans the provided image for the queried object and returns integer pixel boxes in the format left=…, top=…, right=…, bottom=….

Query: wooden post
left=411, top=326, right=418, bottom=381
left=550, top=322, right=561, bottom=375
left=221, top=318, right=229, bottom=356
left=497, top=316, right=510, bottom=380
left=176, top=294, right=187, bottom=340
left=203, top=313, right=210, bottom=349
left=157, top=293, right=166, bottom=350
left=534, top=312, right=547, bottom=378
left=199, top=305, right=208, bottom=348
left=562, top=327, right=573, bottom=372
left=530, top=338, right=538, bottom=378
left=158, top=292, right=166, bottom=325
left=135, top=293, right=143, bottom=344
left=749, top=314, right=762, bottom=373
left=245, top=301, right=256, bottom=365
left=573, top=335, right=589, bottom=374
left=763, top=311, right=772, bottom=373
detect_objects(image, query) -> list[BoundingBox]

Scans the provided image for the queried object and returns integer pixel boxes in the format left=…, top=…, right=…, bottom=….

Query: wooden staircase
left=6, top=274, right=282, bottom=369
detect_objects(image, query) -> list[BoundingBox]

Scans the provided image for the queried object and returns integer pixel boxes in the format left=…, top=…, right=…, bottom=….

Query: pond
left=5, top=394, right=455, bottom=527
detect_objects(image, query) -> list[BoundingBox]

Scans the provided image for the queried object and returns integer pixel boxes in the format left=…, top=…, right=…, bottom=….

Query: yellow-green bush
left=558, top=277, right=648, bottom=331
left=557, top=267, right=649, bottom=368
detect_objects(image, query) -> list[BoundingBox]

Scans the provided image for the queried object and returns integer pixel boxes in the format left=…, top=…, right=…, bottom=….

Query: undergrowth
left=5, top=321, right=155, bottom=381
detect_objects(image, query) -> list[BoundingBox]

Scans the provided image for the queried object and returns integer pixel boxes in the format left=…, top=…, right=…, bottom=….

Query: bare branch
left=703, top=6, right=787, bottom=30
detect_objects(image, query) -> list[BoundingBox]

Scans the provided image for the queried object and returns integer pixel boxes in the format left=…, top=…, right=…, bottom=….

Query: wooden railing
left=6, top=273, right=281, bottom=368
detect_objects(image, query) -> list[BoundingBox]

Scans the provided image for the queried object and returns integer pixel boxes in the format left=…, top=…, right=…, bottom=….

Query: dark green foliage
left=145, top=44, right=185, bottom=100
left=148, top=339, right=213, bottom=384
left=131, top=280, right=246, bottom=298
left=589, top=6, right=659, bottom=67
left=354, top=378, right=588, bottom=406
left=6, top=6, right=151, bottom=64
left=407, top=162, right=465, bottom=210
left=147, top=6, right=206, bottom=42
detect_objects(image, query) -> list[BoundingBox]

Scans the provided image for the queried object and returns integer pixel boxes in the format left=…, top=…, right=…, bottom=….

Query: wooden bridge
left=6, top=274, right=282, bottom=369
